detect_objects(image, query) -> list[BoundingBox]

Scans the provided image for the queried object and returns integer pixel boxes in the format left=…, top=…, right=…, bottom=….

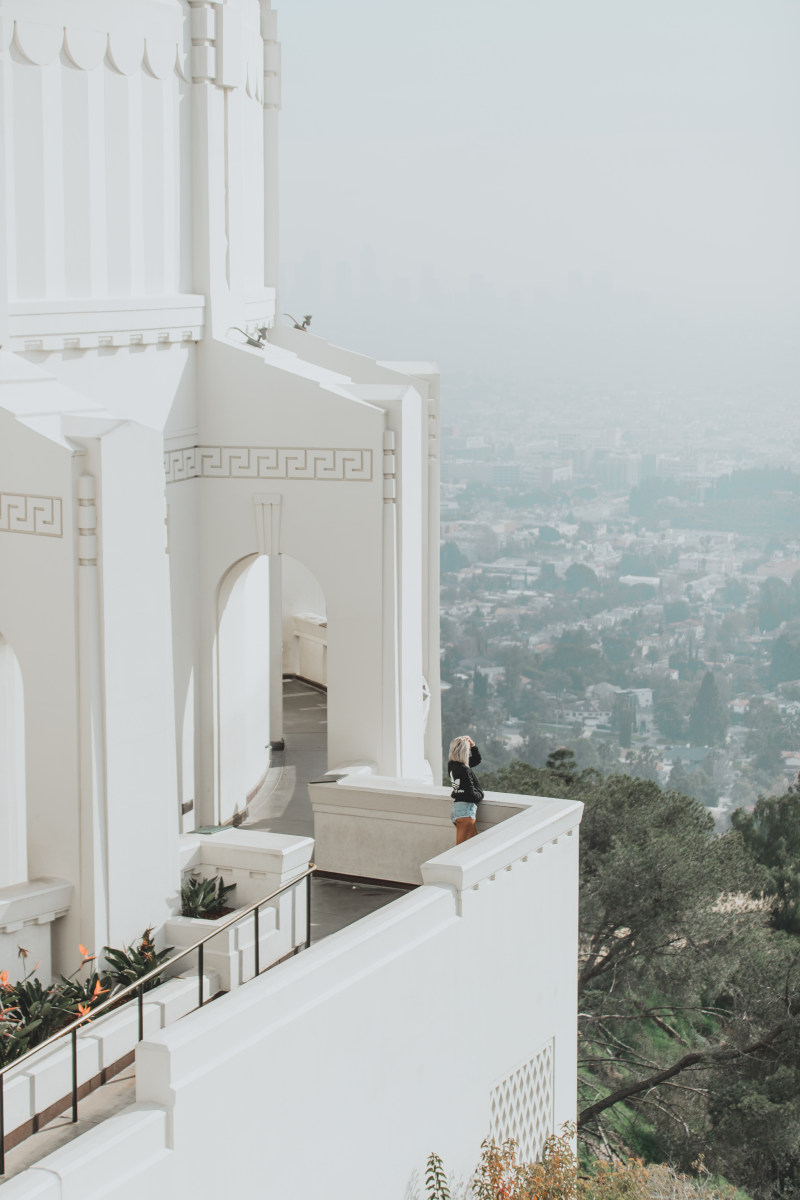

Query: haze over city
left=279, top=0, right=800, bottom=404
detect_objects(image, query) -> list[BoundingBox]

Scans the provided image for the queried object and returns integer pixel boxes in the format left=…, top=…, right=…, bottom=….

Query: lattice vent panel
left=489, top=1039, right=554, bottom=1162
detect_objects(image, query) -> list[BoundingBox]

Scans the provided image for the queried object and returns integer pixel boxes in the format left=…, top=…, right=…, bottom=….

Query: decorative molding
left=383, top=430, right=396, bottom=504
left=0, top=877, right=73, bottom=932
left=0, top=493, right=63, bottom=538
left=189, top=0, right=216, bottom=83
left=254, top=494, right=282, bottom=556
left=77, top=475, right=97, bottom=566
left=489, top=1040, right=555, bottom=1162
left=165, top=447, right=374, bottom=485
left=11, top=19, right=184, bottom=80
left=5, top=10, right=266, bottom=97
left=428, top=398, right=439, bottom=462
left=262, top=20, right=280, bottom=110
left=8, top=296, right=205, bottom=353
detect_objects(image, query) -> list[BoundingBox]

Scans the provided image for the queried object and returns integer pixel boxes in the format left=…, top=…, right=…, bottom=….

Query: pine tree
left=687, top=671, right=729, bottom=747
left=546, top=747, right=577, bottom=783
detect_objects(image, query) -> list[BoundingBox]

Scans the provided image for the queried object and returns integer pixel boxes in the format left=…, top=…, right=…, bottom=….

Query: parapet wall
left=1, top=793, right=582, bottom=1200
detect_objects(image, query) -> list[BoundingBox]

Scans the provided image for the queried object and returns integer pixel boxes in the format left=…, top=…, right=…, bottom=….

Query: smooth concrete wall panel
left=0, top=410, right=81, bottom=967
left=0, top=633, right=27, bottom=886
left=98, top=423, right=178, bottom=944
left=42, top=344, right=197, bottom=435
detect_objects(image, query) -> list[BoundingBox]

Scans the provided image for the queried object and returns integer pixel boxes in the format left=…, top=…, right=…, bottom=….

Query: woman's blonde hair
left=448, top=736, right=472, bottom=765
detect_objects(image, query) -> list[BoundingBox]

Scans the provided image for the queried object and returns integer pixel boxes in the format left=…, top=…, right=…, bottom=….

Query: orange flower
left=78, top=944, right=95, bottom=965
left=92, top=979, right=108, bottom=998
left=77, top=1003, right=92, bottom=1019
left=0, top=970, right=9, bottom=989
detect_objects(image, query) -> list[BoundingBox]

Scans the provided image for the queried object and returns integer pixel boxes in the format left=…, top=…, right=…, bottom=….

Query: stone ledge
left=421, top=797, right=584, bottom=895
left=0, top=879, right=72, bottom=934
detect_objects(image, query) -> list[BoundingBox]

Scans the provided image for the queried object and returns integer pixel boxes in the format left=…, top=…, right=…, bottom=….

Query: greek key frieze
left=0, top=493, right=63, bottom=537
left=164, top=446, right=373, bottom=484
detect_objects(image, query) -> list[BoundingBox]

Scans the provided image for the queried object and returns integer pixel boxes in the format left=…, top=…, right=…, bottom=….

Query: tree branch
left=579, top=1023, right=788, bottom=1127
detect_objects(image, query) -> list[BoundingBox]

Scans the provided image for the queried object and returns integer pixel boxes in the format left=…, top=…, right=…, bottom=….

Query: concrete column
left=269, top=554, right=284, bottom=750
left=261, top=2, right=280, bottom=296
left=425, top=391, right=442, bottom=781
left=189, top=0, right=229, bottom=334
left=381, top=429, right=400, bottom=776
left=197, top=584, right=218, bottom=828
left=0, top=635, right=27, bottom=889
left=75, top=469, right=110, bottom=955
left=0, top=31, right=9, bottom=345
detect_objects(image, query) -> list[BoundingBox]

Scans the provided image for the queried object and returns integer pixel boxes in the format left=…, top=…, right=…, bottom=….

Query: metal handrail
left=0, top=864, right=315, bottom=1173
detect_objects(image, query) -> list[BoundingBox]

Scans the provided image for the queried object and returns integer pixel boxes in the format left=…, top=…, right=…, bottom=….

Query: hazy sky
left=277, top=1, right=800, bottom=400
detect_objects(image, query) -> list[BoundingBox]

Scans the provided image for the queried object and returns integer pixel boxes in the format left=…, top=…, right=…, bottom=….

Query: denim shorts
left=451, top=800, right=478, bottom=823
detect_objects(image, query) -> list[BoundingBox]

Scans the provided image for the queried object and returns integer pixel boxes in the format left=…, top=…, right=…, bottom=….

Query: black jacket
left=448, top=745, right=484, bottom=803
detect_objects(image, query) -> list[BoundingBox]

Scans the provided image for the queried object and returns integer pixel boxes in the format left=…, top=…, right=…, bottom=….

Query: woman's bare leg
left=455, top=817, right=478, bottom=844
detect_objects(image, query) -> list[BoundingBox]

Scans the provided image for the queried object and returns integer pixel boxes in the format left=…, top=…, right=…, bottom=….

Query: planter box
left=171, top=830, right=314, bottom=990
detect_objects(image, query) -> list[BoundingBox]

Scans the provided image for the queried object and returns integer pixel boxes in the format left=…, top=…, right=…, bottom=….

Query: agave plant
left=180, top=873, right=237, bottom=920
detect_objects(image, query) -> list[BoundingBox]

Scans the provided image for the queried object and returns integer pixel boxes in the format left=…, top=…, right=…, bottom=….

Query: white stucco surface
left=0, top=0, right=579, bottom=1189
left=2, top=793, right=582, bottom=1199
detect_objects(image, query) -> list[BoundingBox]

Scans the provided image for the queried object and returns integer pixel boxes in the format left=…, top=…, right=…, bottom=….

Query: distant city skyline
left=278, top=0, right=800, bottom=402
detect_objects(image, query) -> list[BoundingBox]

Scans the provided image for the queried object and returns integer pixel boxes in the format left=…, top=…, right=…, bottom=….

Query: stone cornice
left=8, top=296, right=206, bottom=352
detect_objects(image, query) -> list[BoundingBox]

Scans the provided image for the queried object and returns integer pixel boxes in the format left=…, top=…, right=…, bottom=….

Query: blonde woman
left=448, top=735, right=483, bottom=844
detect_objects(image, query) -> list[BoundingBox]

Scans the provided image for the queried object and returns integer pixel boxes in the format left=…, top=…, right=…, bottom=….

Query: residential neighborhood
left=440, top=378, right=800, bottom=820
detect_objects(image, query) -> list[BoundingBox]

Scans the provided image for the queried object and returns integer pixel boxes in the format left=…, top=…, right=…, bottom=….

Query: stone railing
left=308, top=773, right=527, bottom=884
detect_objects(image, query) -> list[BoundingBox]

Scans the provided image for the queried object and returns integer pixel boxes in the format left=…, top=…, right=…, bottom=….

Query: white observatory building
left=0, top=2, right=583, bottom=1195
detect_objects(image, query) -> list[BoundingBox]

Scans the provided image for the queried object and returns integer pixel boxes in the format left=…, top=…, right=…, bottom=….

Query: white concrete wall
left=0, top=633, right=26, bottom=887
left=215, top=555, right=270, bottom=824
left=1, top=794, right=582, bottom=1199
left=0, top=407, right=82, bottom=970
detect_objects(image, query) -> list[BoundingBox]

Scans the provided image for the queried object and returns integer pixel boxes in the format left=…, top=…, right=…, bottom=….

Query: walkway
left=245, top=679, right=408, bottom=943
left=244, top=678, right=326, bottom=838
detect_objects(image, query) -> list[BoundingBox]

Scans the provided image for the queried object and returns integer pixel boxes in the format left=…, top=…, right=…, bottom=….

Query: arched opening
left=281, top=554, right=327, bottom=689
left=0, top=634, right=27, bottom=888
left=213, top=553, right=329, bottom=830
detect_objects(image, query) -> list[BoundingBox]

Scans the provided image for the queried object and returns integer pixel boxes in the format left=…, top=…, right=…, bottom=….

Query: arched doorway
left=211, top=552, right=328, bottom=833
left=0, top=633, right=27, bottom=888
left=281, top=554, right=327, bottom=689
